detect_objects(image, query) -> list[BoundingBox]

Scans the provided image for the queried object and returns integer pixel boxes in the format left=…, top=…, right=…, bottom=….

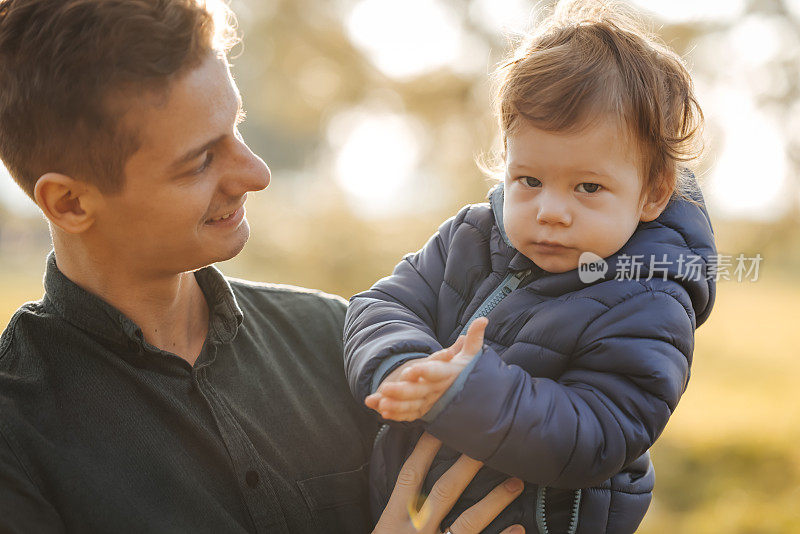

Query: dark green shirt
left=0, top=253, right=378, bottom=533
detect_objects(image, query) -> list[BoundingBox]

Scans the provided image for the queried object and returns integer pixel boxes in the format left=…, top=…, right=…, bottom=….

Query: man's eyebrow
left=168, top=97, right=244, bottom=172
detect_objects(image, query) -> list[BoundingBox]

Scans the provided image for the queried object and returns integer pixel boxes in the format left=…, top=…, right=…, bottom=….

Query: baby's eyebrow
left=506, top=163, right=537, bottom=172
left=507, top=164, right=616, bottom=182
left=576, top=169, right=614, bottom=181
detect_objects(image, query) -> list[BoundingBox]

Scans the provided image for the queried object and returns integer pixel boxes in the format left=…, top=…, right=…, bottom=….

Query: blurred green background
left=1, top=0, right=799, bottom=531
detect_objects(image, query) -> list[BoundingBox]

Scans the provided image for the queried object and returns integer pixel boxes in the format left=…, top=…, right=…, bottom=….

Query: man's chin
left=183, top=225, right=250, bottom=272
left=208, top=233, right=249, bottom=268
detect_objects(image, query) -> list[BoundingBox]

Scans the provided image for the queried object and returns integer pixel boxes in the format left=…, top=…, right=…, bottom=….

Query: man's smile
left=205, top=203, right=245, bottom=225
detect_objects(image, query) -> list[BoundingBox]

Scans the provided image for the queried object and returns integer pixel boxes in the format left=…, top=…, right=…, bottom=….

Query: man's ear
left=33, top=173, right=101, bottom=234
left=639, top=173, right=674, bottom=223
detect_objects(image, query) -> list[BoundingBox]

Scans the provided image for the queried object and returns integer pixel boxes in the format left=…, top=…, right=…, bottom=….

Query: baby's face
left=503, top=119, right=655, bottom=273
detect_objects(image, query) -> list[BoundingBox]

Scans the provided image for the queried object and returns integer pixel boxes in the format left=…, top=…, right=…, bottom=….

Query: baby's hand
left=365, top=318, right=488, bottom=422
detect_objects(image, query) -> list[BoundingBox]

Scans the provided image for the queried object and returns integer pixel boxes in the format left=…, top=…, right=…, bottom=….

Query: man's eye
left=193, top=152, right=214, bottom=174
left=577, top=182, right=601, bottom=193
left=522, top=176, right=541, bottom=188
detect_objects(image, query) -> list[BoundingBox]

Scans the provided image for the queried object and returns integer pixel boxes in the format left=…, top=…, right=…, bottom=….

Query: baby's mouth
left=533, top=240, right=572, bottom=249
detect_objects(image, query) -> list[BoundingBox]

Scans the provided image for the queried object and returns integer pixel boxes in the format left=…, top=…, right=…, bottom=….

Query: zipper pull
left=503, top=269, right=532, bottom=294
left=514, top=268, right=532, bottom=281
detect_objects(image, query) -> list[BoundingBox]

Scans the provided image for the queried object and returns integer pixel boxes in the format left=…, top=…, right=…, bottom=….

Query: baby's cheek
left=591, top=217, right=634, bottom=253
left=502, top=208, right=526, bottom=246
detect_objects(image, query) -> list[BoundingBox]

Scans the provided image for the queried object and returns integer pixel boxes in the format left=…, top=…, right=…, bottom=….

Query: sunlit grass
left=641, top=276, right=800, bottom=533
left=1, top=273, right=796, bottom=532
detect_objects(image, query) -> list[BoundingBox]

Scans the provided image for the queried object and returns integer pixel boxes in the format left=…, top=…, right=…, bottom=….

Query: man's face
left=92, top=52, right=270, bottom=276
left=503, top=119, right=648, bottom=273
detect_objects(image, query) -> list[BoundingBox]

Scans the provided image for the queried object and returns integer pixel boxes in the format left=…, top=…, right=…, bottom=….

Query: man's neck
left=52, top=242, right=210, bottom=366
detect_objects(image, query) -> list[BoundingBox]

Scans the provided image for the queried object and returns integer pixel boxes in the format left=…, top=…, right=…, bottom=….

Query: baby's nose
left=536, top=199, right=572, bottom=226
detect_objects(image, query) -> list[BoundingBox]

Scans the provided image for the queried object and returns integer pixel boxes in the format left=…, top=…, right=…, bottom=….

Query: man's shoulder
left=224, top=278, right=351, bottom=354
left=225, top=276, right=348, bottom=320
left=226, top=276, right=347, bottom=305
left=0, top=300, right=50, bottom=365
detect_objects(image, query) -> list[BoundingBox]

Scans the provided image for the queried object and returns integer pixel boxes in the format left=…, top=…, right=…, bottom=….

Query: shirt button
left=245, top=470, right=260, bottom=489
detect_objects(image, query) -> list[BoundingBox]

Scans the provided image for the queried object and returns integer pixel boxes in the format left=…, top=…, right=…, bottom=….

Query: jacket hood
left=488, top=176, right=716, bottom=326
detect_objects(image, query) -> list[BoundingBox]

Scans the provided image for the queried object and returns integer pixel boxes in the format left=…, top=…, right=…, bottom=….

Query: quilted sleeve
left=423, top=288, right=694, bottom=488
left=343, top=206, right=471, bottom=405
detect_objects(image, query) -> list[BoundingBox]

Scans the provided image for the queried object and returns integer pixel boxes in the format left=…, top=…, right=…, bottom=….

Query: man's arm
left=0, top=431, right=65, bottom=533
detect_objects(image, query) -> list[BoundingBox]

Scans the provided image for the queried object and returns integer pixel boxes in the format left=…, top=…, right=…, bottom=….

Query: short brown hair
left=0, top=0, right=238, bottom=199
left=495, top=0, right=704, bottom=201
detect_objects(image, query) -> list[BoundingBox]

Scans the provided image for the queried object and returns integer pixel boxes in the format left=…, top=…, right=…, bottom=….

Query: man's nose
left=224, top=138, right=270, bottom=195
left=535, top=191, right=572, bottom=226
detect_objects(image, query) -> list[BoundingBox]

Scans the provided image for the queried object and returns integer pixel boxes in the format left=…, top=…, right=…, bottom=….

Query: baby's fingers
left=365, top=392, right=382, bottom=410
left=379, top=379, right=447, bottom=400
left=401, top=361, right=459, bottom=383
left=429, top=337, right=465, bottom=362
left=462, top=317, right=488, bottom=358
left=378, top=397, right=428, bottom=419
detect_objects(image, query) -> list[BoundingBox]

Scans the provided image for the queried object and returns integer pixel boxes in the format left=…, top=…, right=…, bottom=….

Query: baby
left=344, top=1, right=716, bottom=532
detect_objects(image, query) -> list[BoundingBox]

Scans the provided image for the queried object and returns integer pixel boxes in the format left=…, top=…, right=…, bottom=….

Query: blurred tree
left=221, top=0, right=800, bottom=296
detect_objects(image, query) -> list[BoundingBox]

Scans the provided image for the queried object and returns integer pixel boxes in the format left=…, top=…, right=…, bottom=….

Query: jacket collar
left=488, top=184, right=542, bottom=273
left=42, top=251, right=244, bottom=355
left=488, top=175, right=716, bottom=325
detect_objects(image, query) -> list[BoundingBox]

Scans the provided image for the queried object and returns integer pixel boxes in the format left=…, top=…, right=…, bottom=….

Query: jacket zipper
left=462, top=269, right=582, bottom=533
left=370, top=274, right=534, bottom=459
left=460, top=269, right=532, bottom=335
left=374, top=270, right=534, bottom=513
left=535, top=486, right=582, bottom=534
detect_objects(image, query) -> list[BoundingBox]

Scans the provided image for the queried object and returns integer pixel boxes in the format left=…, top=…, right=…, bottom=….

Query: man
left=0, top=0, right=524, bottom=532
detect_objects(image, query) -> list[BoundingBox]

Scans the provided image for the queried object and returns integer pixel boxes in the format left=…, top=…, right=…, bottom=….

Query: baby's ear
left=639, top=171, right=674, bottom=222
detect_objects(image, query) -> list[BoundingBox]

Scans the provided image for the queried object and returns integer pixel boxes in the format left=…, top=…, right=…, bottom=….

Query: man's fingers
left=461, top=317, right=488, bottom=358
left=384, top=432, right=442, bottom=514
left=418, top=453, right=483, bottom=527
left=445, top=478, right=525, bottom=534
left=401, top=361, right=459, bottom=383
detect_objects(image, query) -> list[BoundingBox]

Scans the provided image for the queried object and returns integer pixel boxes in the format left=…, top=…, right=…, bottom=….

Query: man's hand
left=365, top=318, right=488, bottom=421
left=373, top=431, right=524, bottom=534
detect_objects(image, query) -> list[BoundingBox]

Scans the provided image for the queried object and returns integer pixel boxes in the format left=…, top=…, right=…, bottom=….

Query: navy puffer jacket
left=344, top=183, right=716, bottom=533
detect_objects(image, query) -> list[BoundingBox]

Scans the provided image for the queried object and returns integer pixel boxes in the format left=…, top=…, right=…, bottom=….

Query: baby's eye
left=577, top=182, right=601, bottom=193
left=522, top=176, right=541, bottom=188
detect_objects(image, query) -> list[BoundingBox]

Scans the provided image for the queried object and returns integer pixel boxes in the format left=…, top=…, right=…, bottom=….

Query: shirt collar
left=42, top=251, right=244, bottom=353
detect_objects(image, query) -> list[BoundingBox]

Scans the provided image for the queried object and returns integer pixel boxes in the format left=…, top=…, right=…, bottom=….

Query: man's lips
left=205, top=203, right=245, bottom=224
